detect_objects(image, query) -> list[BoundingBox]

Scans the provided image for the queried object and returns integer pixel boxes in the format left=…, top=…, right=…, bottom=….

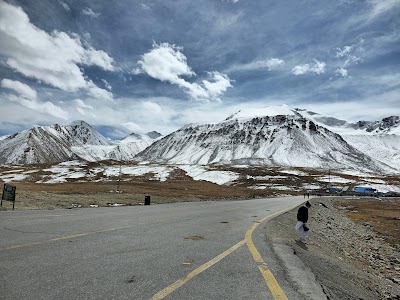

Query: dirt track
left=264, top=197, right=400, bottom=300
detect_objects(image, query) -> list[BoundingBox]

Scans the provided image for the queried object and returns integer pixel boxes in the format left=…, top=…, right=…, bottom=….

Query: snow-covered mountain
left=72, top=131, right=162, bottom=161
left=136, top=106, right=393, bottom=173
left=2, top=108, right=398, bottom=173
left=296, top=109, right=400, bottom=169
left=0, top=121, right=161, bottom=164
left=296, top=109, right=400, bottom=135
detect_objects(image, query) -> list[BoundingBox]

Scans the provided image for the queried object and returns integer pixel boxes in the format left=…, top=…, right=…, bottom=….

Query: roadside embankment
left=263, top=197, right=400, bottom=300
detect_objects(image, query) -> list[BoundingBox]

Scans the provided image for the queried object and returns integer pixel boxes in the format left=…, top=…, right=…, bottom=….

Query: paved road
left=0, top=196, right=305, bottom=300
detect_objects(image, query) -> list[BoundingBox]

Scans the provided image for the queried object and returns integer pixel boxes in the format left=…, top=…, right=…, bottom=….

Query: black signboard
left=1, top=184, right=16, bottom=210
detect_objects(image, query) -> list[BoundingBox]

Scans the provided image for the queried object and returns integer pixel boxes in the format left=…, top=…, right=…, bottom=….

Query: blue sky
left=0, top=0, right=399, bottom=138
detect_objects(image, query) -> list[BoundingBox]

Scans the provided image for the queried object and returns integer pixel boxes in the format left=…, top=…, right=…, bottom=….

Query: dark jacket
left=297, top=205, right=309, bottom=223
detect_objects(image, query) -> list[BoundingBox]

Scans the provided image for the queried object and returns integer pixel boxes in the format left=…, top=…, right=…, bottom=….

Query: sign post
left=1, top=184, right=16, bottom=210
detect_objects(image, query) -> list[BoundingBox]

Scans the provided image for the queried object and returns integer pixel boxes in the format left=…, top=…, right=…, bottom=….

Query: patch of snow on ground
left=103, top=165, right=172, bottom=182
left=302, top=184, right=321, bottom=190
left=22, top=170, right=40, bottom=174
left=230, top=165, right=250, bottom=169
left=0, top=174, right=29, bottom=182
left=317, top=176, right=356, bottom=184
left=280, top=170, right=308, bottom=176
left=247, top=175, right=288, bottom=180
left=249, top=184, right=298, bottom=191
left=179, top=165, right=239, bottom=185
left=59, top=161, right=85, bottom=167
left=361, top=178, right=387, bottom=184
left=37, top=165, right=87, bottom=183
left=337, top=170, right=376, bottom=178
left=2, top=169, right=25, bottom=174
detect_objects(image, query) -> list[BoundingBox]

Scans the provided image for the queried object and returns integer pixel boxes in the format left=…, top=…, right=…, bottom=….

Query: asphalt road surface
left=0, top=196, right=306, bottom=300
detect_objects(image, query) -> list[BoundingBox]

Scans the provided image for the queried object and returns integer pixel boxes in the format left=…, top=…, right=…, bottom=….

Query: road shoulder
left=262, top=197, right=400, bottom=300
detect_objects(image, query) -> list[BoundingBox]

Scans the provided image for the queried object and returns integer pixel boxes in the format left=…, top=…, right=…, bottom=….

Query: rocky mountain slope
left=2, top=107, right=399, bottom=173
left=135, top=106, right=392, bottom=173
left=0, top=121, right=161, bottom=164
left=296, top=109, right=400, bottom=169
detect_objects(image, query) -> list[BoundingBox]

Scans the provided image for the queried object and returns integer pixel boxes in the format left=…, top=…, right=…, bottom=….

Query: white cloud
left=1, top=79, right=37, bottom=99
left=336, top=68, right=349, bottom=77
left=58, top=1, right=70, bottom=12
left=136, top=42, right=195, bottom=82
left=0, top=1, right=114, bottom=96
left=292, top=60, right=326, bottom=75
left=202, top=72, right=232, bottom=99
left=7, top=94, right=68, bottom=119
left=142, top=101, right=163, bottom=114
left=335, top=40, right=363, bottom=68
left=82, top=8, right=100, bottom=18
left=1, top=79, right=68, bottom=119
left=140, top=3, right=151, bottom=10
left=369, top=0, right=400, bottom=19
left=226, top=58, right=285, bottom=73
left=123, top=122, right=144, bottom=133
left=101, top=79, right=112, bottom=91
left=86, top=81, right=114, bottom=102
left=135, top=42, right=232, bottom=102
left=74, top=99, right=94, bottom=116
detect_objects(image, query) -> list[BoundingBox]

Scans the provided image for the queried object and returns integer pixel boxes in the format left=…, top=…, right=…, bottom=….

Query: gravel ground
left=263, top=197, right=400, bottom=300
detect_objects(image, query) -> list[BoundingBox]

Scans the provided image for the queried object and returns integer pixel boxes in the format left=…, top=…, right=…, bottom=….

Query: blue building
left=354, top=186, right=377, bottom=194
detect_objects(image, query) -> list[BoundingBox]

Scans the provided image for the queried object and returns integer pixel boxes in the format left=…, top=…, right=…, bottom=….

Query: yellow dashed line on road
left=245, top=203, right=301, bottom=300
left=151, top=202, right=301, bottom=299
left=150, top=239, right=246, bottom=300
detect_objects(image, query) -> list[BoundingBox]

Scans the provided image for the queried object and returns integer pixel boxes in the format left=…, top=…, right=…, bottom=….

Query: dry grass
left=1, top=178, right=278, bottom=210
left=335, top=198, right=400, bottom=246
left=1, top=162, right=400, bottom=211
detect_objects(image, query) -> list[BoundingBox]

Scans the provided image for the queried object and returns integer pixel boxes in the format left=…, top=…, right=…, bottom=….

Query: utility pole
left=117, top=147, right=122, bottom=193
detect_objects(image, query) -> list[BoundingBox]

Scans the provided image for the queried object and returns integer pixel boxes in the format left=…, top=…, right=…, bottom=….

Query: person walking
left=295, top=201, right=311, bottom=242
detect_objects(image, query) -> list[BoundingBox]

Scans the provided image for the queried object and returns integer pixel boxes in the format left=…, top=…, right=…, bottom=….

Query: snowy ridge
left=136, top=110, right=392, bottom=173
left=2, top=106, right=399, bottom=173
left=295, top=109, right=400, bottom=169
left=0, top=121, right=161, bottom=164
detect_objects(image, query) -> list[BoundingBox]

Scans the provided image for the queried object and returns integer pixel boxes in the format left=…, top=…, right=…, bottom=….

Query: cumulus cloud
left=335, top=41, right=363, bottom=68
left=82, top=7, right=100, bottom=18
left=1, top=79, right=68, bottom=119
left=292, top=60, right=326, bottom=75
left=0, top=1, right=114, bottom=99
left=226, top=58, right=285, bottom=73
left=135, top=42, right=232, bottom=102
left=336, top=68, right=349, bottom=77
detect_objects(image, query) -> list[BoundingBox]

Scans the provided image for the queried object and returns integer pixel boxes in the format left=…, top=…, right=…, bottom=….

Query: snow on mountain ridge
left=136, top=113, right=392, bottom=173
left=120, top=131, right=162, bottom=143
left=226, top=105, right=295, bottom=121
left=0, top=121, right=161, bottom=164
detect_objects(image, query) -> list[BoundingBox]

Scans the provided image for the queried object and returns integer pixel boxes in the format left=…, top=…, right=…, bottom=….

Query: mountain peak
left=68, top=120, right=92, bottom=127
left=226, top=105, right=295, bottom=121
